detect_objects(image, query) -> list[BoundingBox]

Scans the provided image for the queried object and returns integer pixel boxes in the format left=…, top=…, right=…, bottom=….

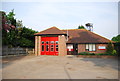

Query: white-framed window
left=85, top=44, right=96, bottom=51
left=98, top=46, right=106, bottom=50
left=67, top=44, right=73, bottom=51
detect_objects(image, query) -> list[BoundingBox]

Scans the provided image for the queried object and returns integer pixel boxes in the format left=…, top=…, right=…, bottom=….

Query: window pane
left=86, top=44, right=89, bottom=49
left=56, top=41, right=58, bottom=44
left=56, top=45, right=58, bottom=47
left=51, top=41, right=54, bottom=44
left=89, top=44, right=92, bottom=51
left=42, top=45, right=44, bottom=51
left=92, top=44, right=96, bottom=51
left=56, top=45, right=58, bottom=51
left=51, top=48, right=54, bottom=51
left=42, top=41, right=44, bottom=44
left=51, top=45, right=54, bottom=51
left=56, top=48, right=58, bottom=51
left=67, top=44, right=73, bottom=49
left=51, top=45, right=54, bottom=47
left=46, top=41, right=49, bottom=44
left=46, top=45, right=49, bottom=51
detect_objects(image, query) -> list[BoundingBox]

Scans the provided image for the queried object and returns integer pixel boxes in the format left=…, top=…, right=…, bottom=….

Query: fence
left=2, top=46, right=35, bottom=56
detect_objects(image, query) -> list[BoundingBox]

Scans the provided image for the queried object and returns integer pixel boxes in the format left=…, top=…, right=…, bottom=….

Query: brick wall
left=78, top=44, right=85, bottom=53
left=58, top=35, right=67, bottom=56
left=35, top=35, right=109, bottom=55
left=35, top=36, right=41, bottom=56
left=35, top=35, right=67, bottom=56
left=95, top=44, right=107, bottom=53
left=35, top=36, right=38, bottom=55
left=78, top=44, right=108, bottom=54
left=38, top=36, right=41, bottom=55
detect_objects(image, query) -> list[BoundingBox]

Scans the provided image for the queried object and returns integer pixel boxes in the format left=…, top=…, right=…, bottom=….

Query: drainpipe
left=67, top=29, right=68, bottom=41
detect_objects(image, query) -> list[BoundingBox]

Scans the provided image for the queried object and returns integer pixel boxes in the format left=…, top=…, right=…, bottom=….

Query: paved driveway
left=2, top=55, right=118, bottom=79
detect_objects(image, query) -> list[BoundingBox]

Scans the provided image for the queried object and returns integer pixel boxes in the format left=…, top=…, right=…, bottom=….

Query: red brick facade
left=78, top=44, right=107, bottom=54
left=34, top=27, right=113, bottom=56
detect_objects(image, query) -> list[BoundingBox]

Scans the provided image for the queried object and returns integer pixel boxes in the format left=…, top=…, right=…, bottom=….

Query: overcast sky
left=1, top=0, right=119, bottom=40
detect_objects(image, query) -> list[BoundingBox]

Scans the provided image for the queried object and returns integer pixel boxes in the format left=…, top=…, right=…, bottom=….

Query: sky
left=1, top=0, right=119, bottom=40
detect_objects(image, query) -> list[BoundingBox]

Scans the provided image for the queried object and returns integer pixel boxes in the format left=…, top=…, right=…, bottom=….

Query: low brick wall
left=77, top=55, right=117, bottom=58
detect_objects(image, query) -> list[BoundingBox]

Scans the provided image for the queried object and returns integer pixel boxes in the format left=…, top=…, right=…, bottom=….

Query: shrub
left=96, top=53, right=109, bottom=55
left=112, top=50, right=117, bottom=55
left=106, top=42, right=114, bottom=54
left=78, top=52, right=95, bottom=55
left=96, top=52, right=116, bottom=56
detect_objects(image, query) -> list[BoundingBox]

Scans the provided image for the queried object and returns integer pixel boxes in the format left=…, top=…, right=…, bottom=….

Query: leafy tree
left=1, top=11, right=16, bottom=31
left=2, top=10, right=38, bottom=47
left=3, top=26, right=38, bottom=47
left=6, top=9, right=16, bottom=26
left=2, top=10, right=16, bottom=46
left=5, top=26, right=38, bottom=47
left=16, top=20, right=23, bottom=28
left=78, top=25, right=86, bottom=29
left=111, top=34, right=120, bottom=55
left=112, top=34, right=120, bottom=42
left=106, top=42, right=114, bottom=54
left=18, top=27, right=38, bottom=47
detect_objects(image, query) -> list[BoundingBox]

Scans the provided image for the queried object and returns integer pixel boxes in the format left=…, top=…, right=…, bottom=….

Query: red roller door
left=41, top=37, right=58, bottom=56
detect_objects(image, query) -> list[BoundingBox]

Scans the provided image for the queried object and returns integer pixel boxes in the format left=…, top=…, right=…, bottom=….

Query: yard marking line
left=64, top=62, right=72, bottom=81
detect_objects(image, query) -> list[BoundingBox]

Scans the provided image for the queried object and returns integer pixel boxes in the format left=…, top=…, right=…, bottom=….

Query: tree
left=18, top=27, right=38, bottom=47
left=112, top=34, right=120, bottom=42
left=1, top=11, right=16, bottom=32
left=2, top=10, right=38, bottom=47
left=106, top=42, right=114, bottom=54
left=78, top=25, right=86, bottom=29
left=6, top=9, right=16, bottom=27
left=16, top=20, right=23, bottom=28
left=1, top=10, right=16, bottom=46
left=111, top=34, right=120, bottom=55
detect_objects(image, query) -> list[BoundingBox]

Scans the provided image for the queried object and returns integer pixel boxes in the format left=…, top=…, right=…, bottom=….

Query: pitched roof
left=34, top=27, right=113, bottom=43
left=62, top=29, right=112, bottom=43
left=34, top=27, right=66, bottom=35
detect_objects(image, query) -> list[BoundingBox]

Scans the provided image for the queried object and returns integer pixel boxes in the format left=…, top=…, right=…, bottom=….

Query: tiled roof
left=62, top=29, right=112, bottom=43
left=34, top=27, right=66, bottom=35
left=34, top=27, right=113, bottom=43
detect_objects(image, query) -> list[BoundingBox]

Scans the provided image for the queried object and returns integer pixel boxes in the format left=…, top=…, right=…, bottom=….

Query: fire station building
left=34, top=27, right=112, bottom=56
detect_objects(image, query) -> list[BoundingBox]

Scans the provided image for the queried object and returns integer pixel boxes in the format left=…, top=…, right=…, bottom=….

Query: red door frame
left=41, top=37, right=58, bottom=56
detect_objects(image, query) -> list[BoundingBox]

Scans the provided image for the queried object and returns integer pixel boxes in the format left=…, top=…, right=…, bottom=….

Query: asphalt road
left=2, top=55, right=118, bottom=79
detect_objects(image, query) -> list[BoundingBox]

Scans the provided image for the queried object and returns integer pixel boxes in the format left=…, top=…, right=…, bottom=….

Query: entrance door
left=73, top=44, right=78, bottom=55
left=41, top=37, right=58, bottom=56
